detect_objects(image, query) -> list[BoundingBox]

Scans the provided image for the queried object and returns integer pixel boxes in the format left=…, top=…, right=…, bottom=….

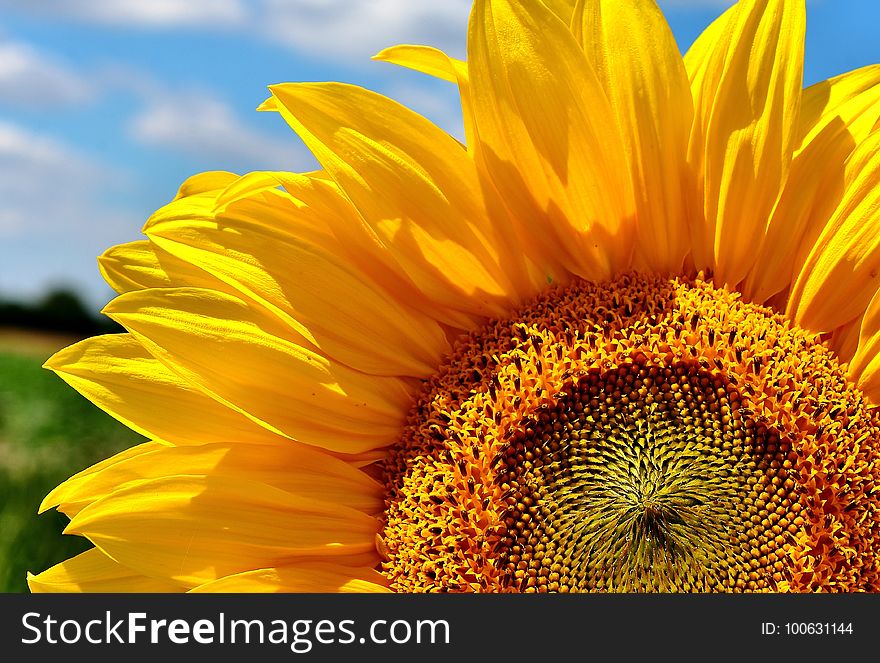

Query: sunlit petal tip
left=36, top=497, right=58, bottom=515
left=28, top=549, right=184, bottom=593
left=41, top=336, right=84, bottom=373
left=173, top=171, right=239, bottom=201
left=371, top=44, right=463, bottom=84
left=256, top=95, right=278, bottom=112
left=370, top=44, right=410, bottom=62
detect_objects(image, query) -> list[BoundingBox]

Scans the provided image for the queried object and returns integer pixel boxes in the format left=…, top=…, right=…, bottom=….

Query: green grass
left=0, top=348, right=142, bottom=592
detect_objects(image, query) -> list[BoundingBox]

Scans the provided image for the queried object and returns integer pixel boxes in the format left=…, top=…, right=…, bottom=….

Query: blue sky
left=1, top=0, right=878, bottom=309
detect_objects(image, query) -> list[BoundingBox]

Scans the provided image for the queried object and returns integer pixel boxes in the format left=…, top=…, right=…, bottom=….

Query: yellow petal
left=65, top=475, right=379, bottom=587
left=50, top=442, right=383, bottom=518
left=45, top=334, right=292, bottom=447
left=233, top=170, right=544, bottom=330
left=172, top=173, right=341, bottom=259
left=787, top=130, right=880, bottom=332
left=683, top=3, right=737, bottom=87
left=263, top=81, right=531, bottom=320
left=572, top=0, right=693, bottom=274
left=213, top=168, right=332, bottom=236
left=173, top=170, right=239, bottom=200
left=541, top=0, right=576, bottom=24
left=103, top=287, right=412, bottom=454
left=207, top=174, right=437, bottom=335
left=373, top=44, right=463, bottom=84
left=468, top=0, right=636, bottom=281
left=146, top=185, right=450, bottom=379
left=39, top=441, right=163, bottom=514
left=190, top=563, right=389, bottom=593
left=28, top=548, right=184, bottom=593
left=683, top=3, right=737, bottom=271
left=795, top=64, right=880, bottom=153
left=100, top=176, right=271, bottom=295
left=229, top=173, right=414, bottom=303
left=829, top=315, right=863, bottom=366
left=743, top=65, right=880, bottom=303
left=215, top=170, right=483, bottom=331
left=98, top=240, right=218, bottom=294
left=686, top=0, right=806, bottom=286
left=849, top=287, right=880, bottom=401
left=373, top=44, right=476, bottom=150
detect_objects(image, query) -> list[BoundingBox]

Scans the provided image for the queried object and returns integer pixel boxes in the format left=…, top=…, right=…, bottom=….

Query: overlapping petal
left=42, top=442, right=383, bottom=518
left=65, top=475, right=379, bottom=587
left=686, top=0, right=806, bottom=287
left=468, top=0, right=636, bottom=282
left=99, top=240, right=221, bottom=294
left=849, top=288, right=880, bottom=400
left=39, top=441, right=163, bottom=514
left=262, top=82, right=535, bottom=321
left=214, top=171, right=425, bottom=314
left=173, top=170, right=239, bottom=200
left=103, top=287, right=413, bottom=454
left=541, top=0, right=577, bottom=24
left=787, top=129, right=880, bottom=332
left=572, top=0, right=693, bottom=273
left=372, top=44, right=475, bottom=147
left=44, top=334, right=293, bottom=447
left=28, top=548, right=185, bottom=593
left=146, top=182, right=450, bottom=378
left=744, top=65, right=880, bottom=303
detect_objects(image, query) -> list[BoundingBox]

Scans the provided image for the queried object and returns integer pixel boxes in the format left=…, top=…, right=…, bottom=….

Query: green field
left=0, top=343, right=142, bottom=592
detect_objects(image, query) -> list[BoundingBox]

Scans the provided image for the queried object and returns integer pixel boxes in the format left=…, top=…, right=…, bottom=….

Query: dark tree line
left=0, top=290, right=122, bottom=336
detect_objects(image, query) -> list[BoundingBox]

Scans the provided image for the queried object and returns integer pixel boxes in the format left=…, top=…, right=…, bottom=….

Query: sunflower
left=29, top=0, right=880, bottom=593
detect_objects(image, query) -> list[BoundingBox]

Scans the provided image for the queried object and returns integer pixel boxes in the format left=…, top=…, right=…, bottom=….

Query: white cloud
left=0, top=0, right=246, bottom=28
left=0, top=121, right=139, bottom=306
left=128, top=90, right=313, bottom=172
left=0, top=40, right=94, bottom=107
left=0, top=0, right=471, bottom=62
left=0, top=121, right=106, bottom=236
left=260, top=0, right=470, bottom=61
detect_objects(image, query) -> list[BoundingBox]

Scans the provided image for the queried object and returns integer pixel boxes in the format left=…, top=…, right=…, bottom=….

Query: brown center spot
left=379, top=275, right=880, bottom=592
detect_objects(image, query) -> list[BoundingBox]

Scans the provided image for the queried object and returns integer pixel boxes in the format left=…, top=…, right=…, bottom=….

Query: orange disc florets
left=379, top=275, right=880, bottom=592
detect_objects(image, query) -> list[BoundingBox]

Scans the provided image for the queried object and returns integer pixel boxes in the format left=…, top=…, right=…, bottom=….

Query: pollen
left=379, top=274, right=880, bottom=592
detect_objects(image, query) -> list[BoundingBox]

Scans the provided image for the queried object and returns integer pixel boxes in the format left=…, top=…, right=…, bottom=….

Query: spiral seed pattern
left=379, top=275, right=880, bottom=592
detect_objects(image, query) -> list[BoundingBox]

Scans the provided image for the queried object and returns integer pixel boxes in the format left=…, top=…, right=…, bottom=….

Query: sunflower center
left=494, top=361, right=796, bottom=592
left=379, top=275, right=880, bottom=592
